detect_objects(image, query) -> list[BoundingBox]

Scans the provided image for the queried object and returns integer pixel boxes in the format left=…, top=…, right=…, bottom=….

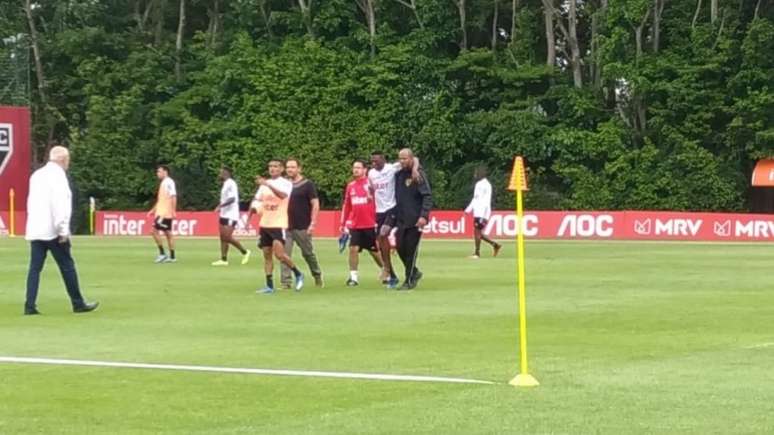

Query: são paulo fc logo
left=0, top=123, right=12, bottom=176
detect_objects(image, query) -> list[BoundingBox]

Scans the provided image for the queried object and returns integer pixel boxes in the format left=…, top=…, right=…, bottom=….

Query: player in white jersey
left=212, top=166, right=251, bottom=266
left=464, top=166, right=501, bottom=259
left=368, top=151, right=419, bottom=288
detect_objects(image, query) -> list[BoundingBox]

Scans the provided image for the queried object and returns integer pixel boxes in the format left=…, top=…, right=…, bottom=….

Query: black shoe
left=346, top=278, right=359, bottom=287
left=73, top=301, right=100, bottom=313
left=24, top=307, right=41, bottom=315
left=412, top=270, right=423, bottom=284
left=397, top=281, right=416, bottom=291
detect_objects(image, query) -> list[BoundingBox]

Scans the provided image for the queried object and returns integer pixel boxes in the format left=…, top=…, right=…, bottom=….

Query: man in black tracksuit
left=393, top=148, right=432, bottom=290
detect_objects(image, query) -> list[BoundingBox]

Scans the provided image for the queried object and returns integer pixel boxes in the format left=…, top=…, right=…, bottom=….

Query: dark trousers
left=396, top=226, right=422, bottom=282
left=281, top=229, right=322, bottom=286
left=26, top=239, right=85, bottom=309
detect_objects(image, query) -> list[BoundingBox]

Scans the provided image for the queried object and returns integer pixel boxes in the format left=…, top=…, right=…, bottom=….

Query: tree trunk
left=653, top=0, right=665, bottom=53
left=491, top=0, right=499, bottom=50
left=155, top=0, right=165, bottom=46
left=710, top=0, right=718, bottom=23
left=368, top=0, right=376, bottom=57
left=542, top=0, right=555, bottom=66
left=510, top=0, right=518, bottom=47
left=394, top=0, right=423, bottom=29
left=24, top=0, right=55, bottom=162
left=141, top=0, right=154, bottom=32
left=207, top=0, right=221, bottom=47
left=298, top=0, right=315, bottom=37
left=692, top=0, right=702, bottom=28
left=634, top=7, right=651, bottom=60
left=754, top=0, right=762, bottom=19
left=356, top=0, right=377, bottom=56
left=458, top=0, right=468, bottom=50
left=260, top=0, right=273, bottom=37
left=24, top=0, right=48, bottom=108
left=568, top=0, right=582, bottom=87
left=594, top=0, right=608, bottom=90
left=175, top=0, right=186, bottom=82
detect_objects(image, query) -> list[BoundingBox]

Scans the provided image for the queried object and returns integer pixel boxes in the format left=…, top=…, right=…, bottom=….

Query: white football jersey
left=367, top=162, right=401, bottom=213
left=219, top=178, right=240, bottom=221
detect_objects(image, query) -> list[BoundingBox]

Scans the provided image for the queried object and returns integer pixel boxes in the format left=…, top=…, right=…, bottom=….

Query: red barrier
left=89, top=210, right=774, bottom=242
left=0, top=106, right=31, bottom=211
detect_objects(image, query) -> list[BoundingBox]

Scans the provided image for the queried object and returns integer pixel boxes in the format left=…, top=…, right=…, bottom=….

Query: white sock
left=350, top=271, right=358, bottom=281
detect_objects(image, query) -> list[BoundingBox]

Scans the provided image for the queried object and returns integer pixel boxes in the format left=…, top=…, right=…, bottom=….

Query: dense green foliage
left=1, top=0, right=772, bottom=213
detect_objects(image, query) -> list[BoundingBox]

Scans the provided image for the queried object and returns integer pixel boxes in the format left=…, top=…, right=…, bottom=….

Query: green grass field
left=1, top=236, right=774, bottom=434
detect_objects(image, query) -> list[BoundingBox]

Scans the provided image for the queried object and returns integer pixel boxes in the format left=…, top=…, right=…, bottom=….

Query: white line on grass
left=743, top=342, right=774, bottom=349
left=0, top=356, right=495, bottom=385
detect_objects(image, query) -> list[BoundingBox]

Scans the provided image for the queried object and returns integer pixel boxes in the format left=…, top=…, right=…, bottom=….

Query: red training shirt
left=341, top=177, right=376, bottom=230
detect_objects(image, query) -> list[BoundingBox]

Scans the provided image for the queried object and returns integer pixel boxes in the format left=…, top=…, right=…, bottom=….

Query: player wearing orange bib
left=147, top=165, right=177, bottom=263
left=249, top=159, right=305, bottom=294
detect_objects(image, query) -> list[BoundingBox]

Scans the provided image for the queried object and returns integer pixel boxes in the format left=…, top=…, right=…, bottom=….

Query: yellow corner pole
left=9, top=188, right=15, bottom=237
left=508, top=157, right=539, bottom=388
left=89, top=197, right=95, bottom=235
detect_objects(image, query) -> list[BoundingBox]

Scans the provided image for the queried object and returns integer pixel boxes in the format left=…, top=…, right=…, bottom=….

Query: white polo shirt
left=465, top=178, right=492, bottom=220
left=367, top=162, right=401, bottom=213
left=25, top=162, right=72, bottom=241
left=219, top=178, right=240, bottom=221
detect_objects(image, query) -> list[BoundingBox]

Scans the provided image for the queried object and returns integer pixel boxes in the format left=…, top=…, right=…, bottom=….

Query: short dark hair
left=221, top=165, right=233, bottom=175
left=157, top=164, right=170, bottom=173
left=286, top=158, right=301, bottom=167
left=268, top=159, right=285, bottom=167
left=353, top=159, right=368, bottom=168
left=371, top=151, right=385, bottom=157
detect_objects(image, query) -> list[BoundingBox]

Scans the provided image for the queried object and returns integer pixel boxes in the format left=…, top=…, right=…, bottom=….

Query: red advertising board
left=90, top=210, right=774, bottom=242
left=0, top=106, right=31, bottom=211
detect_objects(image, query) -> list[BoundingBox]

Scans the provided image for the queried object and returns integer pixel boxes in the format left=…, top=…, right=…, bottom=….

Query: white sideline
left=0, top=356, right=495, bottom=385
left=743, top=342, right=774, bottom=349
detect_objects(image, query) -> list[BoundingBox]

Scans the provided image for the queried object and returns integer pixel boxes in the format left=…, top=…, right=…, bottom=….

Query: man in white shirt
left=24, top=146, right=99, bottom=315
left=212, top=166, right=251, bottom=266
left=464, top=166, right=501, bottom=259
left=368, top=151, right=419, bottom=289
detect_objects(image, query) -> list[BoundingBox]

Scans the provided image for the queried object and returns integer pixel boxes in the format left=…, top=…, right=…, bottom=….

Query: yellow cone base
left=509, top=373, right=539, bottom=388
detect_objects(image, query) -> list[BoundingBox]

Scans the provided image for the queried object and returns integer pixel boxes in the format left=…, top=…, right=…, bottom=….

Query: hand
left=416, top=217, right=428, bottom=228
left=307, top=223, right=316, bottom=236
left=58, top=235, right=70, bottom=244
left=257, top=177, right=267, bottom=186
left=146, top=210, right=153, bottom=217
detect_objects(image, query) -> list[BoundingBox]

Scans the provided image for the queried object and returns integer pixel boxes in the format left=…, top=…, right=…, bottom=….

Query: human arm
left=340, top=187, right=351, bottom=233
left=259, top=177, right=290, bottom=199
left=309, top=198, right=320, bottom=235
left=416, top=169, right=433, bottom=228
left=52, top=178, right=72, bottom=241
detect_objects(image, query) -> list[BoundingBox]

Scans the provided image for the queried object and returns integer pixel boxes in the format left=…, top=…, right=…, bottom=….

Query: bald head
left=399, top=148, right=414, bottom=170
left=49, top=146, right=70, bottom=171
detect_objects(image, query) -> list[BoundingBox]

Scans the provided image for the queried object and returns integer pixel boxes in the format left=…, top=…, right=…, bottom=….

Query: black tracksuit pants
left=396, top=226, right=422, bottom=282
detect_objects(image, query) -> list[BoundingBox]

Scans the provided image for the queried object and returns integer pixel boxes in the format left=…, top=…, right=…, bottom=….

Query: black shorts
left=474, top=217, right=488, bottom=230
left=259, top=228, right=285, bottom=248
left=154, top=217, right=173, bottom=232
left=349, top=228, right=377, bottom=252
left=376, top=207, right=397, bottom=232
left=219, top=217, right=238, bottom=228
